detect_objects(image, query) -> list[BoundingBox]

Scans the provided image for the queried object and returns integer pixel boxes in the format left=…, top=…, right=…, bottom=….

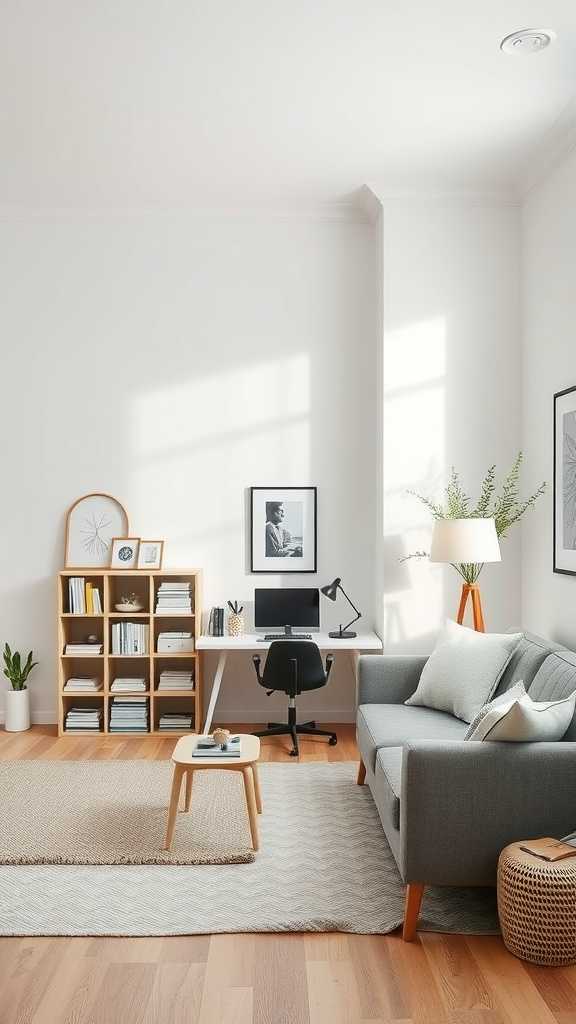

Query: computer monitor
left=254, top=588, right=320, bottom=637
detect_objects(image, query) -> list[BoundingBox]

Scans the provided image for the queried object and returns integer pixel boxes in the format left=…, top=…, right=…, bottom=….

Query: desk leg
left=202, top=652, right=228, bottom=734
left=351, top=650, right=360, bottom=706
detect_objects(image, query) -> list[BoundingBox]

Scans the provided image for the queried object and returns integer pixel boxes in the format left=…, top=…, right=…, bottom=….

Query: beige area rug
left=0, top=761, right=499, bottom=936
left=0, top=760, right=254, bottom=865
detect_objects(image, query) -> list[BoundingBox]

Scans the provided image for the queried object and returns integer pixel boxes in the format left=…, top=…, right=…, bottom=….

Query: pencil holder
left=228, top=613, right=244, bottom=637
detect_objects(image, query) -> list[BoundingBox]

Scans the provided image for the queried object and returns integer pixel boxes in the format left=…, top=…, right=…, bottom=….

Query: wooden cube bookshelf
left=57, top=570, right=202, bottom=737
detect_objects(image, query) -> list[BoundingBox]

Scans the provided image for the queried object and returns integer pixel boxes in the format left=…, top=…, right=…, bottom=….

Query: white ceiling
left=2, top=0, right=576, bottom=207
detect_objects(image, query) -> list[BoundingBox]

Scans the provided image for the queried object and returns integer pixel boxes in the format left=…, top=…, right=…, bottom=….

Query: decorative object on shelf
left=406, top=454, right=546, bottom=626
left=110, top=537, right=140, bottom=570
left=227, top=600, right=244, bottom=637
left=430, top=518, right=501, bottom=631
left=554, top=386, right=576, bottom=575
left=137, top=540, right=164, bottom=570
left=65, top=493, right=129, bottom=568
left=2, top=644, right=37, bottom=732
left=250, top=486, right=317, bottom=573
left=212, top=727, right=231, bottom=749
left=115, top=592, right=144, bottom=612
left=320, top=577, right=362, bottom=639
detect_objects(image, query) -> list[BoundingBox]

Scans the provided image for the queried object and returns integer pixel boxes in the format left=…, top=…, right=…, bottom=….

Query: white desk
left=197, top=632, right=383, bottom=733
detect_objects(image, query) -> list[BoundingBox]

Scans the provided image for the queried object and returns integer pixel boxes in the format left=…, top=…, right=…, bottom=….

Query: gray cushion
left=375, top=746, right=402, bottom=830
left=529, top=651, right=576, bottom=740
left=494, top=633, right=562, bottom=697
left=357, top=703, right=467, bottom=772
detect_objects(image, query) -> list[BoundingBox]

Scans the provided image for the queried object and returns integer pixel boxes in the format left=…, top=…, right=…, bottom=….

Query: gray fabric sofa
left=356, top=632, right=576, bottom=940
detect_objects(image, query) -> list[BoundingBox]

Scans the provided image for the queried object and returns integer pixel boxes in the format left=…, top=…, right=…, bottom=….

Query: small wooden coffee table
left=163, top=734, right=262, bottom=852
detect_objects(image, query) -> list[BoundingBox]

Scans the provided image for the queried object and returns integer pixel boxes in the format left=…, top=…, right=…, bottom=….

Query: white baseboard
left=0, top=711, right=58, bottom=725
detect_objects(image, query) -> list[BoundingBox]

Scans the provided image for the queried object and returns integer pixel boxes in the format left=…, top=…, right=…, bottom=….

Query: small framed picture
left=137, top=540, right=164, bottom=570
left=250, top=486, right=317, bottom=573
left=110, top=537, right=140, bottom=570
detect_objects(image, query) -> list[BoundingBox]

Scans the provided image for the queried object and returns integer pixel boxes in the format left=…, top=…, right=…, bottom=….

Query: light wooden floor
left=0, top=725, right=574, bottom=1024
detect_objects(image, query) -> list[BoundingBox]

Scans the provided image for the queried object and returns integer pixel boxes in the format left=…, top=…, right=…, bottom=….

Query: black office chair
left=252, top=641, right=337, bottom=756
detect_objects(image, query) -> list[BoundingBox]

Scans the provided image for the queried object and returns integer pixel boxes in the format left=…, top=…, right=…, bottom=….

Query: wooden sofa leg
left=402, top=883, right=425, bottom=941
left=356, top=760, right=366, bottom=785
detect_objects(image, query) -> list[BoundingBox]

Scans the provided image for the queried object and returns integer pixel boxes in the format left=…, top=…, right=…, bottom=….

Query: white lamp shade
left=430, top=518, right=501, bottom=564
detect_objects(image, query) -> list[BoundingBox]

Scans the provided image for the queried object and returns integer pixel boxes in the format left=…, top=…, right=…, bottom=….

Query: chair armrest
left=357, top=655, right=427, bottom=704
left=400, top=740, right=576, bottom=886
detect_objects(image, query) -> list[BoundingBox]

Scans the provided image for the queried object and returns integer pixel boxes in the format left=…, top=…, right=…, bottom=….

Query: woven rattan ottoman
left=498, top=841, right=576, bottom=965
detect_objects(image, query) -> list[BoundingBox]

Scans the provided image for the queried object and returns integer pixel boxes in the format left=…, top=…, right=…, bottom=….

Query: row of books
left=155, top=581, right=193, bottom=614
left=111, top=622, right=149, bottom=655
left=65, top=706, right=103, bottom=732
left=63, top=676, right=196, bottom=693
left=64, top=642, right=103, bottom=655
left=208, top=607, right=225, bottom=636
left=109, top=696, right=149, bottom=733
left=157, top=669, right=194, bottom=691
left=67, top=578, right=102, bottom=615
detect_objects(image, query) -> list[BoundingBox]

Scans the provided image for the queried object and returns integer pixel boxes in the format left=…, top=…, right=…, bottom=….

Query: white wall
left=522, top=149, right=576, bottom=646
left=0, top=209, right=377, bottom=723
left=372, top=196, right=522, bottom=651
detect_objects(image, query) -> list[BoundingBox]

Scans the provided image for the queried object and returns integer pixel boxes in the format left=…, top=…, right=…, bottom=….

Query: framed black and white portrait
left=554, top=386, right=576, bottom=575
left=250, top=487, right=317, bottom=573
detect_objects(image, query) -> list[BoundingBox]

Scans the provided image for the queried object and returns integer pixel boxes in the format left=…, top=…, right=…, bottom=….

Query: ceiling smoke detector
left=500, top=28, right=556, bottom=55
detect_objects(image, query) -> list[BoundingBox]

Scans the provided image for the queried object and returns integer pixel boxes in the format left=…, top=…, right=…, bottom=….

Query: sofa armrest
left=357, top=654, right=428, bottom=704
left=400, top=740, right=576, bottom=886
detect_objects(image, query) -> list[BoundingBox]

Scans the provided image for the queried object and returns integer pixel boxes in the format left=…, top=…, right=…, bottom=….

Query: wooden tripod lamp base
left=456, top=583, right=485, bottom=632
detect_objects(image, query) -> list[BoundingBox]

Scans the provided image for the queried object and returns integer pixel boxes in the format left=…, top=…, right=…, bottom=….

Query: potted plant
left=3, top=644, right=37, bottom=732
left=406, top=452, right=546, bottom=582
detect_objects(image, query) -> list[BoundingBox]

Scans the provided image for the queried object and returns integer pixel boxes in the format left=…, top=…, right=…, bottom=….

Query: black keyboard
left=260, top=633, right=312, bottom=641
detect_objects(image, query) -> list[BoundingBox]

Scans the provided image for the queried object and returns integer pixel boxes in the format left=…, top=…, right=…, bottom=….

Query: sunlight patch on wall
left=383, top=317, right=446, bottom=649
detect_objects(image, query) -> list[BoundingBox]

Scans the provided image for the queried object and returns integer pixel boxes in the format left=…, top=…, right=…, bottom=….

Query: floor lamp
left=430, top=518, right=501, bottom=632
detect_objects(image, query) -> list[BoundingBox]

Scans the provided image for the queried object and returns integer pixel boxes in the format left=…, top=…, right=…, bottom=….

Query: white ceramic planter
left=4, top=688, right=30, bottom=732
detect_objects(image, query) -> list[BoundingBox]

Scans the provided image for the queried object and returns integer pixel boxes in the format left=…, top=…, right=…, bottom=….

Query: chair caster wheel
left=329, top=736, right=337, bottom=746
left=290, top=749, right=298, bottom=757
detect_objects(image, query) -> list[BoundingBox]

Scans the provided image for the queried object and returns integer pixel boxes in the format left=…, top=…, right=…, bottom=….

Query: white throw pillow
left=466, top=688, right=576, bottom=742
left=405, top=620, right=523, bottom=724
left=464, top=680, right=527, bottom=739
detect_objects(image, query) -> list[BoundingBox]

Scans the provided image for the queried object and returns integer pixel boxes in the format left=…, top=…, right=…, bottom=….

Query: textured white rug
left=0, top=762, right=499, bottom=936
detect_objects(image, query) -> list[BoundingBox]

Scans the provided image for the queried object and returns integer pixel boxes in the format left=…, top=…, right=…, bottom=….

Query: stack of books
left=110, top=677, right=147, bottom=693
left=64, top=641, right=103, bottom=655
left=111, top=622, right=149, bottom=655
left=109, top=696, right=149, bottom=733
left=192, top=735, right=241, bottom=758
left=157, top=670, right=194, bottom=692
left=63, top=677, right=102, bottom=693
left=156, top=631, right=194, bottom=653
left=65, top=706, right=103, bottom=732
left=158, top=712, right=193, bottom=731
left=155, top=582, right=192, bottom=614
left=67, top=578, right=102, bottom=614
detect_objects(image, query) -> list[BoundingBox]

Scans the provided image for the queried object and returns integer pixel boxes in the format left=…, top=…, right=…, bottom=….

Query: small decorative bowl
left=115, top=602, right=144, bottom=612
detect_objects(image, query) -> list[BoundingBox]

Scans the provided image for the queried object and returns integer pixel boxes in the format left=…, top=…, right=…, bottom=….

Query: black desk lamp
left=320, top=577, right=361, bottom=639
